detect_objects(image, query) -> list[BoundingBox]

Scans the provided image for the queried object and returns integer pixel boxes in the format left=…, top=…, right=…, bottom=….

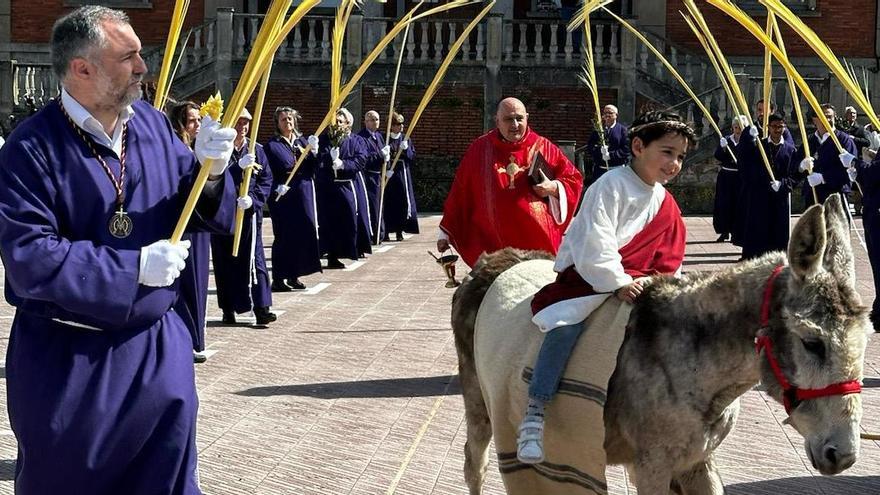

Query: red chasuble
left=531, top=191, right=686, bottom=315
left=440, top=128, right=583, bottom=267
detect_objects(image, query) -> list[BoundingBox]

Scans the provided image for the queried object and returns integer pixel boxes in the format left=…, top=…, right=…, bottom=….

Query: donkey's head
left=760, top=195, right=869, bottom=475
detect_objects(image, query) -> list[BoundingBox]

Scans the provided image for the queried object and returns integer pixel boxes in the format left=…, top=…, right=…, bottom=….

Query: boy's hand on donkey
left=615, top=280, right=644, bottom=303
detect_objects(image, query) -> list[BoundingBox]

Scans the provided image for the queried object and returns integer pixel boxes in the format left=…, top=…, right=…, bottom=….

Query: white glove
left=847, top=166, right=858, bottom=182
left=275, top=184, right=290, bottom=197
left=869, top=131, right=880, bottom=151
left=839, top=151, right=856, bottom=168
left=770, top=180, right=782, bottom=192
left=720, top=137, right=729, bottom=148
left=138, top=239, right=191, bottom=287
left=799, top=157, right=814, bottom=173
left=194, top=115, right=237, bottom=174
left=238, top=153, right=256, bottom=170
left=749, top=126, right=759, bottom=138
left=332, top=158, right=344, bottom=171
left=385, top=169, right=394, bottom=179
left=381, top=145, right=391, bottom=162
left=600, top=145, right=611, bottom=162
left=308, top=135, right=319, bottom=155
left=237, top=195, right=253, bottom=210
left=329, top=147, right=340, bottom=161
left=807, top=172, right=825, bottom=187
left=400, top=139, right=410, bottom=151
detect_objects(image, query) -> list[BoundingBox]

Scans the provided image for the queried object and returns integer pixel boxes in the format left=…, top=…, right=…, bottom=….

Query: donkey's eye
left=801, top=338, right=826, bottom=360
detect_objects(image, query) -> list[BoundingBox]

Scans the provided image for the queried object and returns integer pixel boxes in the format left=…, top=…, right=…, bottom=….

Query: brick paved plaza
left=0, top=214, right=878, bottom=494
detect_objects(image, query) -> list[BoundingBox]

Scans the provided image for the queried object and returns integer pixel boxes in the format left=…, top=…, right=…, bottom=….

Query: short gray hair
left=731, top=115, right=748, bottom=129
left=51, top=5, right=130, bottom=80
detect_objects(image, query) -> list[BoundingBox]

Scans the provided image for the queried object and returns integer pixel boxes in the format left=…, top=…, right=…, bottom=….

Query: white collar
left=816, top=130, right=830, bottom=144
left=768, top=136, right=783, bottom=146
left=61, top=87, right=134, bottom=157
left=606, top=122, right=617, bottom=130
left=235, top=137, right=249, bottom=152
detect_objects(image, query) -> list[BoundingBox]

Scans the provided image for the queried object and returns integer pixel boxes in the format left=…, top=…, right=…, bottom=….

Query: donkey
left=452, top=195, right=870, bottom=494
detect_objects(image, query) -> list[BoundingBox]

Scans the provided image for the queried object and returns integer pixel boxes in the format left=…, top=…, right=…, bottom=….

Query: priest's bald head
left=495, top=97, right=529, bottom=143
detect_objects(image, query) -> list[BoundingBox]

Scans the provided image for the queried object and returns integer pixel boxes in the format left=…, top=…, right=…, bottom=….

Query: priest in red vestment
left=437, top=97, right=583, bottom=267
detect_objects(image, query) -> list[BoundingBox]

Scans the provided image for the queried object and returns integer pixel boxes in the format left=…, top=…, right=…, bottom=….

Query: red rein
left=756, top=265, right=862, bottom=414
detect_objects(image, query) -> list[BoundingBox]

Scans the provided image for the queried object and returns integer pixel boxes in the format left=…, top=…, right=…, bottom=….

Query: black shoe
left=254, top=306, right=277, bottom=325
left=193, top=351, right=208, bottom=364
left=221, top=310, right=236, bottom=324
left=395, top=232, right=404, bottom=242
left=716, top=233, right=730, bottom=243
left=271, top=280, right=292, bottom=292
left=870, top=311, right=880, bottom=333
left=326, top=258, right=346, bottom=269
left=287, top=278, right=306, bottom=290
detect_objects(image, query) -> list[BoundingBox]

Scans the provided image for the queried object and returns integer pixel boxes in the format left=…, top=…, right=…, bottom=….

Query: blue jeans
left=528, top=322, right=587, bottom=402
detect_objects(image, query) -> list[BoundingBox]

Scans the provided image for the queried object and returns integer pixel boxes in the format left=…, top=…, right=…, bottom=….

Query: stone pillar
left=347, top=14, right=364, bottom=126
left=618, top=18, right=637, bottom=124
left=484, top=14, right=503, bottom=132
left=215, top=8, right=234, bottom=100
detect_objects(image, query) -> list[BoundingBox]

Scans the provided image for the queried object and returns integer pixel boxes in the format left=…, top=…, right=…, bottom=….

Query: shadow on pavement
left=235, top=374, right=461, bottom=399
left=0, top=460, right=14, bottom=481
left=726, top=475, right=880, bottom=493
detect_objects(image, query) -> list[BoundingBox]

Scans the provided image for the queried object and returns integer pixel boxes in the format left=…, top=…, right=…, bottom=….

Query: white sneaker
left=516, top=415, right=545, bottom=464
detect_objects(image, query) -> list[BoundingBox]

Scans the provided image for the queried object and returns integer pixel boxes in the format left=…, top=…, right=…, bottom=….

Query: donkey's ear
left=788, top=202, right=826, bottom=280
left=820, top=194, right=856, bottom=284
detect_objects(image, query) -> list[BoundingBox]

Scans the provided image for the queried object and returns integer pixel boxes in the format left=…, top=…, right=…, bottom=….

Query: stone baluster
left=293, top=22, right=302, bottom=59
left=190, top=26, right=201, bottom=66
left=378, top=22, right=388, bottom=60
left=518, top=23, right=527, bottom=61
left=718, top=91, right=728, bottom=126
left=476, top=23, right=485, bottom=62
left=307, top=19, right=317, bottom=59
left=406, top=25, right=415, bottom=63
left=249, top=17, right=259, bottom=52
left=669, top=46, right=678, bottom=86
left=548, top=23, right=558, bottom=63
left=702, top=93, right=713, bottom=136
left=684, top=53, right=692, bottom=83
left=419, top=22, right=429, bottom=61
left=236, top=17, right=246, bottom=57
left=393, top=21, right=403, bottom=61
left=504, top=22, right=513, bottom=62
left=654, top=44, right=663, bottom=80
left=534, top=24, right=543, bottom=63
left=460, top=22, right=471, bottom=61
left=639, top=42, right=648, bottom=71
left=449, top=22, right=458, bottom=60
left=564, top=26, right=572, bottom=63
left=321, top=19, right=331, bottom=61
left=594, top=24, right=605, bottom=62
left=609, top=24, right=618, bottom=66
left=277, top=26, right=288, bottom=61
left=434, top=22, right=443, bottom=61
left=207, top=22, right=215, bottom=60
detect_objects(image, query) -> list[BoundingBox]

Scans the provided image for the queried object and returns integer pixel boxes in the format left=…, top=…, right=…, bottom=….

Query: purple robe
left=264, top=134, right=322, bottom=280
left=854, top=155, right=880, bottom=315
left=712, top=134, right=742, bottom=241
left=175, top=231, right=211, bottom=351
left=588, top=122, right=629, bottom=181
left=383, top=135, right=420, bottom=235
left=0, top=99, right=236, bottom=494
left=211, top=140, right=273, bottom=313
left=792, top=129, right=857, bottom=206
left=316, top=133, right=373, bottom=260
left=356, top=127, right=386, bottom=242
left=736, top=129, right=795, bottom=259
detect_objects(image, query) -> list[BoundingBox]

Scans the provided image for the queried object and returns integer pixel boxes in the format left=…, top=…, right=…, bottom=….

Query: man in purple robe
left=791, top=104, right=858, bottom=207
left=587, top=104, right=629, bottom=182
left=853, top=141, right=880, bottom=329
left=266, top=106, right=321, bottom=290
left=0, top=7, right=237, bottom=494
left=316, top=108, right=372, bottom=268
left=383, top=112, right=420, bottom=240
left=210, top=108, right=276, bottom=325
left=712, top=115, right=745, bottom=243
left=356, top=110, right=391, bottom=243
left=737, top=114, right=796, bottom=260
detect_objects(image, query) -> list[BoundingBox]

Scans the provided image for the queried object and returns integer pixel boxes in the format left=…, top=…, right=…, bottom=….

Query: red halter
left=755, top=265, right=862, bottom=415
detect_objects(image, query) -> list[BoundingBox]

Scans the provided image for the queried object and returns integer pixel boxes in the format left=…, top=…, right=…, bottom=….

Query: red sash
left=531, top=191, right=686, bottom=315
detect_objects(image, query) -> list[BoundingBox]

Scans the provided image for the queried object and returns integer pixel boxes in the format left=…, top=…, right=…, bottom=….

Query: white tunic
left=532, top=166, right=667, bottom=332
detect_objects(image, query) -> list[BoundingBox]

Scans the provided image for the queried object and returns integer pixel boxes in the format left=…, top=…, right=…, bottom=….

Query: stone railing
left=233, top=14, right=336, bottom=62
left=362, top=17, right=487, bottom=65
left=11, top=62, right=57, bottom=108
left=503, top=18, right=621, bottom=66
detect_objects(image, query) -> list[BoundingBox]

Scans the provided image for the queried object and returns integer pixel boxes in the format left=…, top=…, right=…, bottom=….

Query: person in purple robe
left=736, top=114, right=796, bottom=260
left=357, top=110, right=391, bottom=243
left=712, top=115, right=746, bottom=244
left=168, top=100, right=212, bottom=363
left=316, top=108, right=372, bottom=269
left=210, top=108, right=276, bottom=326
left=383, top=112, right=420, bottom=240
left=587, top=104, right=629, bottom=182
left=265, top=106, right=321, bottom=291
left=853, top=140, right=880, bottom=329
left=791, top=103, right=858, bottom=208
left=754, top=99, right=795, bottom=146
left=0, top=6, right=238, bottom=494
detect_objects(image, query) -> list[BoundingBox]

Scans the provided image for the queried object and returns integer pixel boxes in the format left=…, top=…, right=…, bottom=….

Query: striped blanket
left=474, top=259, right=631, bottom=495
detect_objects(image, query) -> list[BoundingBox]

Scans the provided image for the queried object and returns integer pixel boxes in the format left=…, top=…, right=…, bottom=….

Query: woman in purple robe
left=383, top=112, right=420, bottom=240
left=0, top=7, right=237, bottom=494
left=316, top=108, right=372, bottom=268
left=264, top=107, right=322, bottom=290
left=168, top=100, right=213, bottom=363
left=210, top=109, right=276, bottom=325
